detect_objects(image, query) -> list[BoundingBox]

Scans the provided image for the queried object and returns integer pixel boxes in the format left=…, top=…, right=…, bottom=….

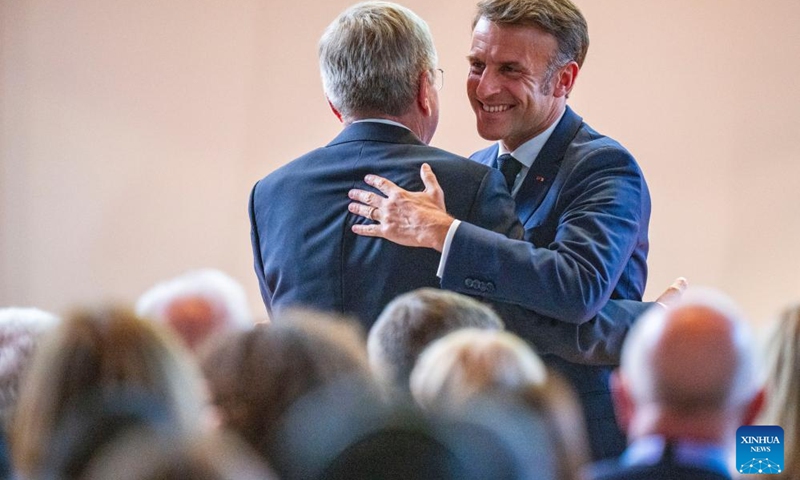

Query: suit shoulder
left=420, top=146, right=493, bottom=179
left=254, top=146, right=329, bottom=188
left=567, top=122, right=644, bottom=175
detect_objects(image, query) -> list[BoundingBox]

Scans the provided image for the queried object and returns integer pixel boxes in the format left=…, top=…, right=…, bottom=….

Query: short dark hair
left=474, top=0, right=589, bottom=82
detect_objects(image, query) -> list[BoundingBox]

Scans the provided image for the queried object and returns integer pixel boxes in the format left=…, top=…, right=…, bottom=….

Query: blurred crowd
left=0, top=268, right=796, bottom=479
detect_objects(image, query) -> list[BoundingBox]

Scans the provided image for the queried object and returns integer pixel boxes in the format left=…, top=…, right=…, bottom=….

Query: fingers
left=655, top=276, right=689, bottom=307
left=363, top=174, right=398, bottom=195
left=351, top=223, right=383, bottom=237
left=348, top=202, right=381, bottom=222
left=348, top=188, right=382, bottom=207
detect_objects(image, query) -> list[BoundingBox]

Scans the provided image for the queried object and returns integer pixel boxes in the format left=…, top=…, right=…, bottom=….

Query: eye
left=469, top=61, right=485, bottom=74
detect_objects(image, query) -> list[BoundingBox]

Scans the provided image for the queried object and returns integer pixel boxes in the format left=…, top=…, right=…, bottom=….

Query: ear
left=742, top=387, right=766, bottom=425
left=416, top=71, right=433, bottom=117
left=610, top=370, right=634, bottom=433
left=327, top=97, right=343, bottom=123
left=552, top=61, right=579, bottom=98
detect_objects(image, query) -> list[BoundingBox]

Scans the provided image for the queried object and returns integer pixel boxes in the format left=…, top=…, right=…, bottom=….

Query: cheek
left=466, top=78, right=478, bottom=97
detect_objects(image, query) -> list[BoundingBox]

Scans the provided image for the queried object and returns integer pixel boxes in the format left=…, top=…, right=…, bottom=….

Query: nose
left=474, top=69, right=502, bottom=99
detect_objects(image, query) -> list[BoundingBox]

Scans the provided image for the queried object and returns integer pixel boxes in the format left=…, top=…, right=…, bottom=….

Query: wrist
left=428, top=216, right=454, bottom=252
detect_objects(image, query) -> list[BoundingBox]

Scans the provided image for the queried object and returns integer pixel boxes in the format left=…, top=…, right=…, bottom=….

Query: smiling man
left=349, top=0, right=651, bottom=460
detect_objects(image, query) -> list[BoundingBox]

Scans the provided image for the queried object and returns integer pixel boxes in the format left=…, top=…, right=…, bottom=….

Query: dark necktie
left=497, top=153, right=523, bottom=192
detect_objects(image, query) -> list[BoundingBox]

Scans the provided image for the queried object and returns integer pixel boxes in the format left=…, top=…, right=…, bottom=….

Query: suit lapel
left=513, top=107, right=583, bottom=225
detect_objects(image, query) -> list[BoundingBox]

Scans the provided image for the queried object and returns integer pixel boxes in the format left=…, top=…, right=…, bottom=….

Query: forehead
left=469, top=17, right=557, bottom=66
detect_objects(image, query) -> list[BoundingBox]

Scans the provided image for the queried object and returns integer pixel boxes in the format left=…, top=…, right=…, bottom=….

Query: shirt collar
left=622, top=435, right=730, bottom=477
left=352, top=118, right=411, bottom=131
left=497, top=108, right=565, bottom=168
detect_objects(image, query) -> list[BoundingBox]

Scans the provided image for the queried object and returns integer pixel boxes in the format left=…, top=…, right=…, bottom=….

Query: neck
left=629, top=404, right=736, bottom=446
left=347, top=111, right=430, bottom=144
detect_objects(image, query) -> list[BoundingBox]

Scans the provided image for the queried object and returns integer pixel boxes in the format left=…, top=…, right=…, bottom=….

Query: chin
left=476, top=124, right=504, bottom=142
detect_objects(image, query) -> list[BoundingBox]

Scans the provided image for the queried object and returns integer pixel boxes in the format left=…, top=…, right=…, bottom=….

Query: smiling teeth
left=483, top=104, right=510, bottom=113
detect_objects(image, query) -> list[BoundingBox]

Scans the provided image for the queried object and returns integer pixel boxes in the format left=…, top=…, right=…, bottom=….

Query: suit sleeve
left=455, top=163, right=650, bottom=366
left=443, top=147, right=648, bottom=324
left=248, top=182, right=272, bottom=316
left=491, top=299, right=653, bottom=365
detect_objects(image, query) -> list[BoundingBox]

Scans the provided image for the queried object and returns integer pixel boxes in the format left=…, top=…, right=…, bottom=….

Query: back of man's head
left=319, top=1, right=437, bottom=120
left=367, top=289, right=504, bottom=391
left=136, top=269, right=253, bottom=351
left=616, top=288, right=761, bottom=441
left=0, top=307, right=60, bottom=430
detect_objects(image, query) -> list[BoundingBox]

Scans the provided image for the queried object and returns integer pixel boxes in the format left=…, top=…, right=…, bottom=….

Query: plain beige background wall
left=2, top=0, right=799, bottom=326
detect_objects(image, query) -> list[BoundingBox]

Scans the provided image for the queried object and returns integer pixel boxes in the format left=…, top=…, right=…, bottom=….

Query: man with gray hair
left=368, top=288, right=504, bottom=393
left=136, top=268, right=253, bottom=351
left=250, top=1, right=670, bottom=375
left=249, top=1, right=519, bottom=329
left=589, top=288, right=764, bottom=480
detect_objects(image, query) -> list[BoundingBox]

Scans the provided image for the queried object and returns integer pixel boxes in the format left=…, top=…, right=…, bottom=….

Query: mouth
left=481, top=103, right=512, bottom=113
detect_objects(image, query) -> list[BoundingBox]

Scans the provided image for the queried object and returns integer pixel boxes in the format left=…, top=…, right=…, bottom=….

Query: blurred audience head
left=200, top=308, right=374, bottom=465
left=758, top=302, right=800, bottom=474
left=78, top=430, right=275, bottom=480
left=511, top=376, right=589, bottom=480
left=410, top=328, right=547, bottom=412
left=368, top=288, right=503, bottom=393
left=136, top=268, right=253, bottom=351
left=614, top=287, right=764, bottom=443
left=0, top=307, right=59, bottom=431
left=11, top=305, right=207, bottom=478
left=276, top=378, right=531, bottom=480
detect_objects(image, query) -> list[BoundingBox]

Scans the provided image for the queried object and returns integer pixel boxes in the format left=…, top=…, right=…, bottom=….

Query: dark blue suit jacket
left=589, top=441, right=731, bottom=480
left=250, top=121, right=649, bottom=363
left=249, top=122, right=520, bottom=330
left=441, top=107, right=652, bottom=460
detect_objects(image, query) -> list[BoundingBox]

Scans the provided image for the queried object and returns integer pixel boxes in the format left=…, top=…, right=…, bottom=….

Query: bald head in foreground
left=590, top=288, right=764, bottom=480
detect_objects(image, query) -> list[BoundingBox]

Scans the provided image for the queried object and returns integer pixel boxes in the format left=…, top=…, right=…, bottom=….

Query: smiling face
left=467, top=18, right=569, bottom=151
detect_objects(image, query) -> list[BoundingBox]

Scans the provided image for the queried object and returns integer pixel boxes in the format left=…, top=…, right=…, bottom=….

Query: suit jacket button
left=465, top=279, right=474, bottom=288
left=487, top=282, right=496, bottom=293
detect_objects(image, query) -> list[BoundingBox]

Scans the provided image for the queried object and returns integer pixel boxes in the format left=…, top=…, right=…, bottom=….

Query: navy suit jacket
left=249, top=122, right=519, bottom=330
left=589, top=441, right=731, bottom=480
left=441, top=107, right=651, bottom=460
left=250, top=121, right=649, bottom=363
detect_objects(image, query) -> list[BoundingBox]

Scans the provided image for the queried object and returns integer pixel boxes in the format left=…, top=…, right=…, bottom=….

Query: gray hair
left=319, top=1, right=438, bottom=120
left=410, top=328, right=547, bottom=412
left=368, top=288, right=504, bottom=390
left=0, top=307, right=60, bottom=429
left=136, top=269, right=253, bottom=330
left=621, top=287, right=760, bottom=412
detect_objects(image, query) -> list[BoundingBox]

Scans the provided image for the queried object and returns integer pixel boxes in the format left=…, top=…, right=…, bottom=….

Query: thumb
left=420, top=163, right=445, bottom=207
left=420, top=163, right=442, bottom=193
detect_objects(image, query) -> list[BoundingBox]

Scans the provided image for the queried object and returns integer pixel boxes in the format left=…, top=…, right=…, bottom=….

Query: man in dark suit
left=249, top=2, right=520, bottom=330
left=348, top=0, right=650, bottom=459
left=250, top=0, right=656, bottom=371
left=588, top=288, right=764, bottom=480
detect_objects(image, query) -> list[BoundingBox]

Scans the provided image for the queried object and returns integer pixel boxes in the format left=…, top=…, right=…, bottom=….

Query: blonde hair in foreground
left=410, top=328, right=546, bottom=411
left=757, top=302, right=800, bottom=477
left=11, top=306, right=206, bottom=477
